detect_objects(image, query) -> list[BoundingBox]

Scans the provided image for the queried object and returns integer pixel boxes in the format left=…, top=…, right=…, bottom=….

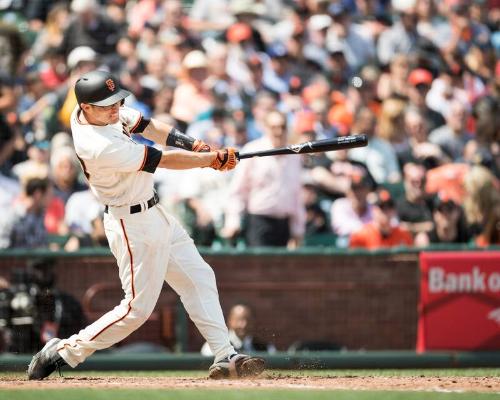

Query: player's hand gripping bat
left=235, top=134, right=368, bottom=160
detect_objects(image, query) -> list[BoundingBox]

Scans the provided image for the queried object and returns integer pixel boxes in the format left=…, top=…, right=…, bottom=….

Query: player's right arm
left=157, top=149, right=237, bottom=171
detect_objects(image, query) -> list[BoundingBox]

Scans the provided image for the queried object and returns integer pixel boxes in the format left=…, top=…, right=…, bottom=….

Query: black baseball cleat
left=208, top=353, right=265, bottom=379
left=27, top=338, right=67, bottom=380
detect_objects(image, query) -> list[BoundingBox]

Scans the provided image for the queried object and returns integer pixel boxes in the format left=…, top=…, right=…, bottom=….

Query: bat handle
left=235, top=151, right=240, bottom=161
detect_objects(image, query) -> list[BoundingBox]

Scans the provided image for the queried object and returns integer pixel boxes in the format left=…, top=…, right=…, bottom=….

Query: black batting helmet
left=75, top=70, right=131, bottom=106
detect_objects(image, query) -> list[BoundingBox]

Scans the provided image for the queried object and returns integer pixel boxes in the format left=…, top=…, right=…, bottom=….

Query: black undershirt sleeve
left=131, top=117, right=150, bottom=133
left=141, top=146, right=162, bottom=173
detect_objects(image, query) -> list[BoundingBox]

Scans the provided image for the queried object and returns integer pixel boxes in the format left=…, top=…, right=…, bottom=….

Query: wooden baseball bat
left=236, top=134, right=368, bottom=160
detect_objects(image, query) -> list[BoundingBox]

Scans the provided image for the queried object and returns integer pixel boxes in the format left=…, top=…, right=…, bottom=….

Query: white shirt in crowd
left=224, top=136, right=306, bottom=238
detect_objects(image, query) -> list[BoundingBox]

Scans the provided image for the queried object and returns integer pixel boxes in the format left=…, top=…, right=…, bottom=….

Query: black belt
left=104, top=193, right=159, bottom=214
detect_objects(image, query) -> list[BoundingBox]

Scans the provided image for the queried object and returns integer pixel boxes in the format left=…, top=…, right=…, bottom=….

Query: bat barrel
left=236, top=134, right=368, bottom=160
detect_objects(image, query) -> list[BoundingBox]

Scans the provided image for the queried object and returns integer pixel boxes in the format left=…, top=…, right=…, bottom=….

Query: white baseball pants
left=57, top=204, right=234, bottom=367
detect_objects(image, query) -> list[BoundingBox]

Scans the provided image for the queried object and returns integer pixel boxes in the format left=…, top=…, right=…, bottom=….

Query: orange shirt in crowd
left=425, top=163, right=470, bottom=205
left=349, top=223, right=413, bottom=249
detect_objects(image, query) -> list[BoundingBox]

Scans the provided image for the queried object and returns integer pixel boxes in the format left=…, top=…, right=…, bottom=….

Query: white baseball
left=352, top=76, right=363, bottom=88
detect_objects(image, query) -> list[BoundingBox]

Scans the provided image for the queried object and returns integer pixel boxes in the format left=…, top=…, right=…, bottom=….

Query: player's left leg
left=28, top=209, right=171, bottom=379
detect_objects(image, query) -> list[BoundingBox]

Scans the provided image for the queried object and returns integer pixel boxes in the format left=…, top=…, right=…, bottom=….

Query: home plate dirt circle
left=1, top=375, right=499, bottom=392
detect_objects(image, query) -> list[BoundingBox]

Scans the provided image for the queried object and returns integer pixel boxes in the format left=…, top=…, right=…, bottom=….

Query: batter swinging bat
left=236, top=134, right=368, bottom=160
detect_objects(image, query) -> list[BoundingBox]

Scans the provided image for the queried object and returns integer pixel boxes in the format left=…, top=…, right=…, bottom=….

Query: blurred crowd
left=0, top=0, right=499, bottom=251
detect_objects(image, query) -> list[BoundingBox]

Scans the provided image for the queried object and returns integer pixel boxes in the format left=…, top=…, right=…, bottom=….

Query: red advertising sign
left=417, top=251, right=500, bottom=351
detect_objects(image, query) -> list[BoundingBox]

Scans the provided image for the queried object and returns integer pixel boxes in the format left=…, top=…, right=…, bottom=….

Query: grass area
left=2, top=389, right=500, bottom=400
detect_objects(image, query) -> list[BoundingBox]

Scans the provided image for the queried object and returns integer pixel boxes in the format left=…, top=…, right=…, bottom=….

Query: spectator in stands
left=406, top=68, right=446, bottom=132
left=463, top=165, right=500, bottom=244
left=12, top=141, right=50, bottom=183
left=377, top=53, right=411, bottom=100
left=207, top=43, right=245, bottom=113
left=377, top=97, right=408, bottom=162
left=350, top=189, right=413, bottom=249
left=465, top=95, right=499, bottom=178
left=442, top=0, right=491, bottom=57
left=170, top=50, right=214, bottom=130
left=186, top=108, right=228, bottom=147
left=474, top=208, right=500, bottom=247
left=50, top=146, right=86, bottom=205
left=419, top=192, right=470, bottom=246
left=56, top=46, right=99, bottom=131
left=17, top=71, right=54, bottom=144
left=330, top=169, right=375, bottom=246
left=223, top=110, right=305, bottom=248
left=201, top=303, right=275, bottom=356
left=239, top=54, right=268, bottom=103
left=0, top=178, right=52, bottom=249
left=302, top=184, right=329, bottom=237
left=326, top=2, right=376, bottom=71
left=348, top=106, right=401, bottom=184
left=377, top=0, right=421, bottom=66
left=0, top=20, right=26, bottom=77
left=304, top=14, right=333, bottom=71
left=326, top=46, right=352, bottom=91
left=246, top=90, right=278, bottom=141
left=425, top=71, right=471, bottom=118
left=415, top=0, right=449, bottom=49
left=188, top=0, right=234, bottom=35
left=127, top=0, right=165, bottom=38
left=396, top=162, right=434, bottom=238
left=429, top=100, right=473, bottom=161
left=30, top=3, right=70, bottom=60
left=263, top=42, right=293, bottom=94
left=397, top=107, right=447, bottom=168
left=58, top=0, right=121, bottom=57
left=174, top=166, right=233, bottom=247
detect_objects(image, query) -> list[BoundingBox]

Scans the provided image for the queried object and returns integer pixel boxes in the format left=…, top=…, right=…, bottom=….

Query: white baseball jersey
left=70, top=105, right=159, bottom=206
left=57, top=105, right=235, bottom=368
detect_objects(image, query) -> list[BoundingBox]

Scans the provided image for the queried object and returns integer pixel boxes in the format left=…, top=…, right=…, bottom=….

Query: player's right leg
left=28, top=211, right=171, bottom=380
left=162, top=210, right=265, bottom=379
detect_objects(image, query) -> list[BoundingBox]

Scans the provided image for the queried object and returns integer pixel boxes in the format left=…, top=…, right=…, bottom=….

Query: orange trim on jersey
left=138, top=146, right=147, bottom=171
left=89, top=219, right=136, bottom=341
left=130, top=115, right=143, bottom=133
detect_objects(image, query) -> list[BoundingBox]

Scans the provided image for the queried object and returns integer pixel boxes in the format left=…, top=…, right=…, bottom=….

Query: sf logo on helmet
left=105, top=79, right=116, bottom=92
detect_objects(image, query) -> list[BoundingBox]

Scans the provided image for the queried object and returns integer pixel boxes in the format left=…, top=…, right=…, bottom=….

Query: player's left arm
left=132, top=116, right=211, bottom=152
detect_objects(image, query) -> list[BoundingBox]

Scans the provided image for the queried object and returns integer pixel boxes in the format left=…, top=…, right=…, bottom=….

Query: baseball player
left=27, top=70, right=265, bottom=380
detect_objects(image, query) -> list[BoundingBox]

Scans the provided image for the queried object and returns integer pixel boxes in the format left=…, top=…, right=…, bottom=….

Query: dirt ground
left=1, top=374, right=499, bottom=392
